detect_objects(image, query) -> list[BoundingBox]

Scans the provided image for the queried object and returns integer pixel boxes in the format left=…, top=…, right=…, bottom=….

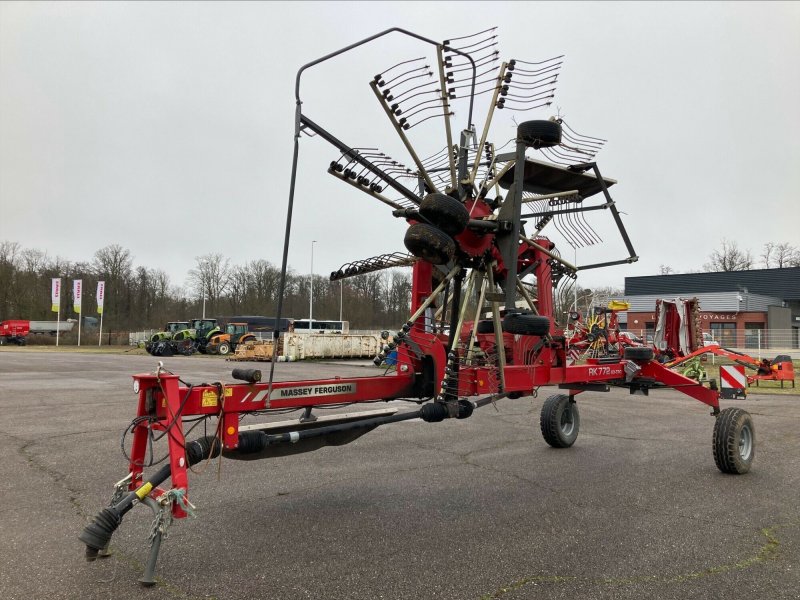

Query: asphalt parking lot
left=0, top=350, right=798, bottom=600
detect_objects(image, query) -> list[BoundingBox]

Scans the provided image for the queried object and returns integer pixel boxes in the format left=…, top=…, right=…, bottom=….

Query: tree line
left=1, top=239, right=797, bottom=333
left=0, top=242, right=411, bottom=331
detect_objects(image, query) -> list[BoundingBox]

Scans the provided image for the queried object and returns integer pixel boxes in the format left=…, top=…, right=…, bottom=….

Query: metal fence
left=129, top=330, right=156, bottom=346
left=628, top=328, right=799, bottom=357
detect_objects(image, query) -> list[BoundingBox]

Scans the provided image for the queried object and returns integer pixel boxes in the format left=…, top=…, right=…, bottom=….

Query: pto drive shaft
left=79, top=436, right=220, bottom=560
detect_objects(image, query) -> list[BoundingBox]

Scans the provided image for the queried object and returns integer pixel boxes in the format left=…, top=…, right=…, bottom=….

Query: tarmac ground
left=0, top=350, right=798, bottom=600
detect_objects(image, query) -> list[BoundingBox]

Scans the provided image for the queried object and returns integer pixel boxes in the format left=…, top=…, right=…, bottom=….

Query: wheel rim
left=739, top=423, right=753, bottom=461
left=560, top=406, right=575, bottom=436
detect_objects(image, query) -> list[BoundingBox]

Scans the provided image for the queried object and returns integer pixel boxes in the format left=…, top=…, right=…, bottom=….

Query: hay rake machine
left=80, top=27, right=756, bottom=584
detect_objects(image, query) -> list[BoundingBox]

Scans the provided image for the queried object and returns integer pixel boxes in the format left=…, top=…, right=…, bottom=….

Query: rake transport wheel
left=404, top=222, right=455, bottom=265
left=713, top=407, right=755, bottom=474
left=517, top=119, right=562, bottom=149
left=419, top=193, right=470, bottom=236
left=540, top=393, right=580, bottom=448
left=503, top=313, right=550, bottom=336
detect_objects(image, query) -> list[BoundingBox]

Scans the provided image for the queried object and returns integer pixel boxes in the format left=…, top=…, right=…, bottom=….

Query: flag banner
left=97, top=281, right=105, bottom=315
left=51, top=278, right=61, bottom=313
left=73, top=279, right=82, bottom=314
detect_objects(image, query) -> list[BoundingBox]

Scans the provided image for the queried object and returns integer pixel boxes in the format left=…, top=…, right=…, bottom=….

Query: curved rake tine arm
left=302, top=115, right=419, bottom=205
left=435, top=45, right=457, bottom=190
left=469, top=62, right=508, bottom=186
left=370, top=81, right=439, bottom=194
left=327, top=168, right=406, bottom=210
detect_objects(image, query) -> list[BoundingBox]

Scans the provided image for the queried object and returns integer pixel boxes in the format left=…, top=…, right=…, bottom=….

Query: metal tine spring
left=377, top=64, right=432, bottom=89
left=373, top=57, right=426, bottom=86
left=331, top=252, right=417, bottom=281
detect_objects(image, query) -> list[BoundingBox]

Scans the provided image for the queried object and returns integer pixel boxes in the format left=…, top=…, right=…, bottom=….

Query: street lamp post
left=310, top=240, right=317, bottom=328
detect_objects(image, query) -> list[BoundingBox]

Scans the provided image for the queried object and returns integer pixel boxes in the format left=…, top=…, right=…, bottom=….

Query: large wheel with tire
left=623, top=346, right=654, bottom=361
left=419, top=193, right=470, bottom=236
left=517, top=120, right=562, bottom=149
left=503, top=313, right=550, bottom=336
left=404, top=223, right=455, bottom=265
left=217, top=342, right=231, bottom=356
left=713, top=407, right=755, bottom=474
left=540, top=393, right=580, bottom=448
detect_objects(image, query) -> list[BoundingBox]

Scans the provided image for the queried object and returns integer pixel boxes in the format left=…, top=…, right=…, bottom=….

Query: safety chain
left=147, top=489, right=197, bottom=545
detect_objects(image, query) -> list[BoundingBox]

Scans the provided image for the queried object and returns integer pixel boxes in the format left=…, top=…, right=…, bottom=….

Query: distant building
left=623, top=267, right=800, bottom=348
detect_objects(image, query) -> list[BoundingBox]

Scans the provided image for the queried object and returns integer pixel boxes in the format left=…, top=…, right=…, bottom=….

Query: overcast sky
left=1, top=1, right=798, bottom=294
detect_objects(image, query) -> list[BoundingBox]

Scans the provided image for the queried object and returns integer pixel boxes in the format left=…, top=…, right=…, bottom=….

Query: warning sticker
left=202, top=390, right=219, bottom=407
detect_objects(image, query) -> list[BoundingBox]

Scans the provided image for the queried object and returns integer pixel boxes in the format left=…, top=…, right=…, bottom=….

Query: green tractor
left=145, top=322, right=191, bottom=356
left=170, top=318, right=222, bottom=355
left=206, top=322, right=257, bottom=356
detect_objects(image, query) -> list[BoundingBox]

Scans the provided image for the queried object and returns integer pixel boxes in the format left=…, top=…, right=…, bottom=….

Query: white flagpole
left=97, top=280, right=105, bottom=347
left=53, top=277, right=61, bottom=347
left=75, top=279, right=82, bottom=347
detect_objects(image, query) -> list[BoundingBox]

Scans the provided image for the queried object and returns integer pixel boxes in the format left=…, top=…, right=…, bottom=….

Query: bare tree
left=761, top=242, right=775, bottom=268
left=187, top=253, right=231, bottom=316
left=0, top=241, right=21, bottom=317
left=703, top=239, right=753, bottom=272
left=773, top=242, right=799, bottom=268
left=92, top=244, right=133, bottom=328
left=659, top=264, right=674, bottom=275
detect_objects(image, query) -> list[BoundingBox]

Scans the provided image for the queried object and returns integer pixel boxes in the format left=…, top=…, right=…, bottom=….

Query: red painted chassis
left=126, top=258, right=721, bottom=523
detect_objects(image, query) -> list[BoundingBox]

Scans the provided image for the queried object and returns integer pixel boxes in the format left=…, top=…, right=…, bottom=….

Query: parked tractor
left=144, top=322, right=190, bottom=356
left=206, top=322, right=257, bottom=355
left=170, top=318, right=222, bottom=355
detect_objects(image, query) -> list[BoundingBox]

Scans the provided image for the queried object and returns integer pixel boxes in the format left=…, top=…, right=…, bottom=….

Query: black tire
left=503, top=313, right=550, bottom=336
left=419, top=193, right=470, bottom=236
left=404, top=223, right=455, bottom=265
left=540, top=394, right=580, bottom=448
left=517, top=120, right=562, bottom=149
left=217, top=342, right=231, bottom=356
left=623, top=346, right=654, bottom=361
left=713, top=407, right=755, bottom=474
left=476, top=319, right=495, bottom=334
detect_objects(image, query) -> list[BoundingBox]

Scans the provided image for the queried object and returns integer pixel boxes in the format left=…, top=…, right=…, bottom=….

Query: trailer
left=80, top=27, right=757, bottom=585
left=0, top=319, right=75, bottom=344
